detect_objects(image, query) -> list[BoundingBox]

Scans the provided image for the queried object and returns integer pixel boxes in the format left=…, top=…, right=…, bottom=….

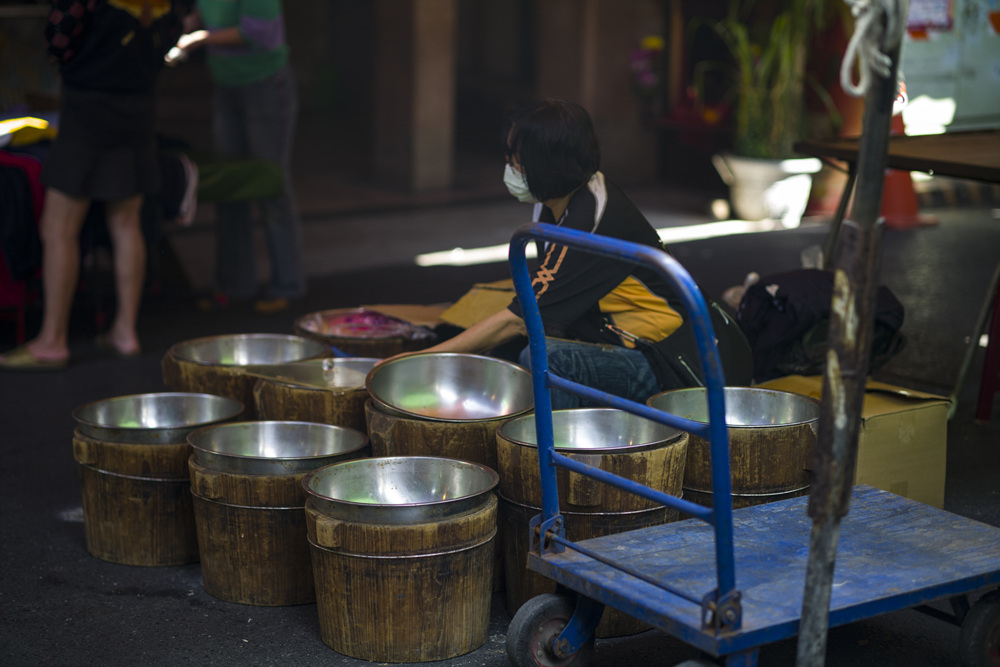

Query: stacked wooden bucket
left=73, top=326, right=820, bottom=661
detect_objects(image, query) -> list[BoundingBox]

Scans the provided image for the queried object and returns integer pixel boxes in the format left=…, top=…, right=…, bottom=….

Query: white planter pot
left=712, top=153, right=822, bottom=228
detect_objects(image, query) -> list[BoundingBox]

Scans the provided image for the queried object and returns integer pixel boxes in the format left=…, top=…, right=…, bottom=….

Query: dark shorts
left=40, top=87, right=159, bottom=201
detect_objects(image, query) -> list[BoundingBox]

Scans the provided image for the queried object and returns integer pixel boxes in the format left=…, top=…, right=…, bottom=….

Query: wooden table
left=795, top=129, right=1000, bottom=421
left=796, top=130, right=1000, bottom=183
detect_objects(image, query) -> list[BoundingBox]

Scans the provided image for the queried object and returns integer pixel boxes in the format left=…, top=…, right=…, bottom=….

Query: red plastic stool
left=976, top=280, right=1000, bottom=423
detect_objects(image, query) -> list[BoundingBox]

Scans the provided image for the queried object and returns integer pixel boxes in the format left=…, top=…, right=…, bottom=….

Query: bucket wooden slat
left=306, top=494, right=496, bottom=662
left=496, top=432, right=689, bottom=513
left=72, top=428, right=199, bottom=566
left=191, top=494, right=314, bottom=606
left=161, top=355, right=255, bottom=418
left=363, top=399, right=501, bottom=470
left=253, top=378, right=369, bottom=434
left=188, top=445, right=366, bottom=606
left=496, top=426, right=687, bottom=638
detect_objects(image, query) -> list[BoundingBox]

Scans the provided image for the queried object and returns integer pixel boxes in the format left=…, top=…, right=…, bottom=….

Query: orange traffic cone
left=881, top=113, right=937, bottom=229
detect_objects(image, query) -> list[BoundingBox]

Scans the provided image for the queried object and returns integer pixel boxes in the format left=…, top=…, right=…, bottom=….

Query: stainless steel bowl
left=167, top=333, right=329, bottom=366
left=72, top=392, right=245, bottom=444
left=253, top=357, right=378, bottom=391
left=365, top=352, right=533, bottom=422
left=498, top=408, right=684, bottom=452
left=646, top=387, right=820, bottom=427
left=188, top=421, right=369, bottom=475
left=303, top=456, right=499, bottom=524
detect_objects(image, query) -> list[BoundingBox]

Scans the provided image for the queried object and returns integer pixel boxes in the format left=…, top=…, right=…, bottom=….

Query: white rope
left=840, top=0, right=909, bottom=97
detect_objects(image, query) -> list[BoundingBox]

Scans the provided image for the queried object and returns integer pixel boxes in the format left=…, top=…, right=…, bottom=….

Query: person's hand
left=165, top=30, right=208, bottom=65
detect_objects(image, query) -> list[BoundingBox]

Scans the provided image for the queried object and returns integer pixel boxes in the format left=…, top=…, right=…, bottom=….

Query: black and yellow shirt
left=507, top=171, right=685, bottom=348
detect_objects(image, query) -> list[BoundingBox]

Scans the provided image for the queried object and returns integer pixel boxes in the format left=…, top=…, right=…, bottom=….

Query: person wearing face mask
left=407, top=98, right=750, bottom=407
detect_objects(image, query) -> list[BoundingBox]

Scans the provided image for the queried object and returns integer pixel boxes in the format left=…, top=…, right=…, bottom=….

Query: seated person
left=409, top=98, right=749, bottom=408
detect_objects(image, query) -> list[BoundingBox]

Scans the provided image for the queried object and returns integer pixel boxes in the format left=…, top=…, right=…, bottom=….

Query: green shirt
left=199, top=0, right=288, bottom=86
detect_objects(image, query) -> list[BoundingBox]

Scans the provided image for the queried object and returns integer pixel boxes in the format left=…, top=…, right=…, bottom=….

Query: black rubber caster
left=506, top=593, right=595, bottom=667
left=960, top=591, right=1000, bottom=667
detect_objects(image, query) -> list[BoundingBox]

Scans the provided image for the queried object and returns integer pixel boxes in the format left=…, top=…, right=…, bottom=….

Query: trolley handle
left=508, top=222, right=737, bottom=597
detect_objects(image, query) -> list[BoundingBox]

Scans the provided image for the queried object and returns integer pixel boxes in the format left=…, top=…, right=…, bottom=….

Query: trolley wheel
left=959, top=591, right=1000, bottom=667
left=506, top=593, right=595, bottom=667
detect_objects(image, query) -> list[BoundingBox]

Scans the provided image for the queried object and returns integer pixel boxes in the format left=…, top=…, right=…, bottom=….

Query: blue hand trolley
left=504, top=222, right=1000, bottom=667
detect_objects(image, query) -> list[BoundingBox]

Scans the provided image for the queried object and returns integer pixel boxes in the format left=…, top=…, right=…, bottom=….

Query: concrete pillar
left=536, top=0, right=662, bottom=185
left=374, top=0, right=457, bottom=191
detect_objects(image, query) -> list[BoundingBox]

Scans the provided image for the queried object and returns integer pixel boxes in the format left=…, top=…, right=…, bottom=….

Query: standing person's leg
left=244, top=65, right=305, bottom=307
left=0, top=188, right=91, bottom=367
left=210, top=83, right=258, bottom=302
left=100, top=193, right=145, bottom=355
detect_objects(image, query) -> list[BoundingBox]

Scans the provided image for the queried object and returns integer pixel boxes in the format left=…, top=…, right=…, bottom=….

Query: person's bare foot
left=95, top=330, right=141, bottom=357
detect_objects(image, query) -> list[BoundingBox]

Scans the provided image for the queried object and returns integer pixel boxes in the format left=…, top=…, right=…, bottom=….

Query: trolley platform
left=528, top=484, right=1000, bottom=658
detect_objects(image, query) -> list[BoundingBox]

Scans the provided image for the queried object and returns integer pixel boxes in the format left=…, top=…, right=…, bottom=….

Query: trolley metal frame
left=507, top=222, right=1000, bottom=666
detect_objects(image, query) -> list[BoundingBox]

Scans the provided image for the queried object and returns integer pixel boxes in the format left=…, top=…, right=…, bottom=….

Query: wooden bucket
left=188, top=421, right=369, bottom=606
left=161, top=334, right=329, bottom=419
left=364, top=398, right=504, bottom=470
left=496, top=408, right=688, bottom=637
left=303, top=457, right=497, bottom=662
left=252, top=358, right=377, bottom=434
left=74, top=430, right=198, bottom=566
left=364, top=398, right=507, bottom=590
left=71, top=392, right=244, bottom=566
left=294, top=307, right=437, bottom=358
left=648, top=387, right=819, bottom=509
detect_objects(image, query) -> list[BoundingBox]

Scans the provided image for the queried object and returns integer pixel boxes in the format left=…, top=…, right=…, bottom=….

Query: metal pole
left=795, top=23, right=902, bottom=667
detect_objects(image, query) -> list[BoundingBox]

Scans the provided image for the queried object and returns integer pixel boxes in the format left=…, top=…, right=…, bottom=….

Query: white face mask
left=503, top=163, right=538, bottom=203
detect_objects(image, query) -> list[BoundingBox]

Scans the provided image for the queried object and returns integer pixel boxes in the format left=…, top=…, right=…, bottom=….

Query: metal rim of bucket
left=497, top=490, right=678, bottom=518
left=682, top=483, right=812, bottom=499
left=167, top=333, right=329, bottom=367
left=294, top=307, right=418, bottom=342
left=302, top=456, right=500, bottom=525
left=188, top=420, right=370, bottom=475
left=72, top=392, right=245, bottom=444
left=646, top=386, right=821, bottom=429
left=498, top=407, right=685, bottom=453
left=364, top=352, right=534, bottom=423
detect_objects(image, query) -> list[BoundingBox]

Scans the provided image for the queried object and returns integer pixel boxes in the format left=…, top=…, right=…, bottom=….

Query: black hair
left=505, top=99, right=601, bottom=201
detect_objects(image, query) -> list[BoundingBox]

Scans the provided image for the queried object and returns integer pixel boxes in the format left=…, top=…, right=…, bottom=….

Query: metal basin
left=498, top=408, right=684, bottom=453
left=188, top=421, right=369, bottom=475
left=251, top=357, right=377, bottom=391
left=294, top=308, right=437, bottom=358
left=167, top=333, right=328, bottom=367
left=365, top=352, right=533, bottom=422
left=646, top=387, right=820, bottom=427
left=72, top=392, right=244, bottom=444
left=303, top=456, right=499, bottom=524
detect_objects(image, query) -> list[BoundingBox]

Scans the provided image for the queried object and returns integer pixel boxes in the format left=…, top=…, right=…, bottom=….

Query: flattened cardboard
left=439, top=279, right=515, bottom=329
left=758, top=375, right=949, bottom=508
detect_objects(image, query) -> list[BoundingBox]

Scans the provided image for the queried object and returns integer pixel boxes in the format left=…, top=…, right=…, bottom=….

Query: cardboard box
left=757, top=375, right=950, bottom=508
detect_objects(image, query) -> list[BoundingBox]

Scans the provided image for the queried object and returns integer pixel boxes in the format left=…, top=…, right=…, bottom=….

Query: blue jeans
left=518, top=338, right=660, bottom=410
left=212, top=65, right=306, bottom=300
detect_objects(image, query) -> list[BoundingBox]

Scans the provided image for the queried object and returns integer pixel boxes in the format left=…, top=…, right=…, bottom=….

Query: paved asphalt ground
left=1, top=193, right=998, bottom=666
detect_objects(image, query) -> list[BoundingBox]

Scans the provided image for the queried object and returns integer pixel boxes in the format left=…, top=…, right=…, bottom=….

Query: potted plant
left=692, top=0, right=841, bottom=226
